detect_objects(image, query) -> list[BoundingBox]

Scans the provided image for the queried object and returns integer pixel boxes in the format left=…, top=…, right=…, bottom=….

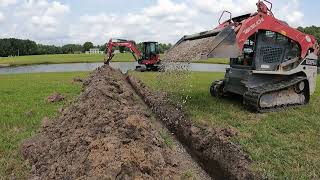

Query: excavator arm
left=105, top=39, right=142, bottom=64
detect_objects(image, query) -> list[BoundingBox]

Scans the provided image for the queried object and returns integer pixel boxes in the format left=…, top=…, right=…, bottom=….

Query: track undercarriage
left=211, top=76, right=310, bottom=112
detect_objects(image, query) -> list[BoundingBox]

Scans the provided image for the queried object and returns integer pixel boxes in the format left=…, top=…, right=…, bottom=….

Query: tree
left=62, top=44, right=83, bottom=54
left=297, top=26, right=320, bottom=42
left=83, top=42, right=94, bottom=52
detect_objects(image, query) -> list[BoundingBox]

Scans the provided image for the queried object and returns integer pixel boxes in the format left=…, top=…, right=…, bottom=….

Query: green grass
left=0, top=53, right=136, bottom=67
left=0, top=72, right=88, bottom=179
left=159, top=129, right=174, bottom=149
left=0, top=54, right=230, bottom=67
left=195, top=58, right=229, bottom=64
left=131, top=71, right=320, bottom=179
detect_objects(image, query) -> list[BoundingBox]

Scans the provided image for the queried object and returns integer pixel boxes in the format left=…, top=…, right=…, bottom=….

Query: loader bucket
left=164, top=26, right=241, bottom=62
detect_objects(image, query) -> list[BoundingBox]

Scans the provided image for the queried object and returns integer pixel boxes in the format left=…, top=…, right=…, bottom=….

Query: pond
left=0, top=62, right=230, bottom=74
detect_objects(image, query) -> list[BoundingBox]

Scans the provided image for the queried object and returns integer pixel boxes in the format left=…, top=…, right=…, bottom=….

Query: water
left=0, top=62, right=229, bottom=74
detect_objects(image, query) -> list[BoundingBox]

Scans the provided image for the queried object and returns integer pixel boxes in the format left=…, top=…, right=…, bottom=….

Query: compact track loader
left=167, top=0, right=319, bottom=112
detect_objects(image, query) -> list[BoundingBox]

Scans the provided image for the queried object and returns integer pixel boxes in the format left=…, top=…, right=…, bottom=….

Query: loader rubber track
left=243, top=76, right=309, bottom=113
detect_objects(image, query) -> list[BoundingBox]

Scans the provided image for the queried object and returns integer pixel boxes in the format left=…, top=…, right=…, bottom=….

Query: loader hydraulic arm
left=105, top=39, right=142, bottom=64
left=234, top=0, right=317, bottom=58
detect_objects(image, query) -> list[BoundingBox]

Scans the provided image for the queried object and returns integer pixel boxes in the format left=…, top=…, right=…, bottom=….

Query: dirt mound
left=22, top=66, right=205, bottom=179
left=127, top=76, right=257, bottom=180
left=164, top=36, right=217, bottom=62
left=46, top=93, right=65, bottom=103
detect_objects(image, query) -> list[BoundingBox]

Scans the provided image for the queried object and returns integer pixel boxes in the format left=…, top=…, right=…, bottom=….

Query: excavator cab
left=141, top=42, right=160, bottom=61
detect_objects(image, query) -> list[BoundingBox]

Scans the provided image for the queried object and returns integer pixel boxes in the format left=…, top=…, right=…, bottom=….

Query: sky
left=0, top=0, right=319, bottom=45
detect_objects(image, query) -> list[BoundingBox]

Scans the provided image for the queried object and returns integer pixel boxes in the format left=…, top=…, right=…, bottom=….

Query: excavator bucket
left=165, top=26, right=241, bottom=62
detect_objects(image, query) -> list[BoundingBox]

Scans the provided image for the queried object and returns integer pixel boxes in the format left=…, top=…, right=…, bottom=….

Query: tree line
left=0, top=38, right=173, bottom=57
left=297, top=26, right=320, bottom=63
left=1, top=26, right=320, bottom=57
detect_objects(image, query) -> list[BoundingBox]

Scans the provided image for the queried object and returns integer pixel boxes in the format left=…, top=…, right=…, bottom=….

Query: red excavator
left=167, top=0, right=319, bottom=112
left=105, top=39, right=161, bottom=71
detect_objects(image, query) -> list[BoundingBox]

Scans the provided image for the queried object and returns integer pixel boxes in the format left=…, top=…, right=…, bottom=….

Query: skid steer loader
left=166, top=0, right=319, bottom=112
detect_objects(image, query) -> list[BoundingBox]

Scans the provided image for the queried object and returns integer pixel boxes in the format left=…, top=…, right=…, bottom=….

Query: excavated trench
left=127, top=76, right=255, bottom=180
left=21, top=65, right=256, bottom=179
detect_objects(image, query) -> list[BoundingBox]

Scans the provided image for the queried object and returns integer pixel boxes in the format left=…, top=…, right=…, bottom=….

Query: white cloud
left=31, top=15, right=58, bottom=32
left=0, top=0, right=310, bottom=45
left=45, top=1, right=70, bottom=16
left=144, top=0, right=191, bottom=17
left=276, top=0, right=304, bottom=27
left=0, top=0, right=16, bottom=7
left=0, top=12, right=4, bottom=22
left=71, top=0, right=200, bottom=44
left=190, top=0, right=257, bottom=15
left=13, top=0, right=69, bottom=36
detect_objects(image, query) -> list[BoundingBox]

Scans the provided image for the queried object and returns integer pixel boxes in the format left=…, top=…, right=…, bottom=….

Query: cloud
left=0, top=0, right=16, bottom=7
left=276, top=0, right=304, bottom=27
left=189, top=0, right=257, bottom=15
left=31, top=15, right=58, bottom=32
left=0, top=0, right=310, bottom=45
left=72, top=0, right=201, bottom=45
left=45, top=1, right=70, bottom=16
left=12, top=0, right=69, bottom=36
left=0, top=12, right=4, bottom=22
left=144, top=0, right=192, bottom=17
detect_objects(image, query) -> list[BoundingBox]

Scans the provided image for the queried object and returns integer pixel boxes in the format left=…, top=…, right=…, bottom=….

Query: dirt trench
left=21, top=66, right=211, bottom=179
left=127, top=76, right=257, bottom=180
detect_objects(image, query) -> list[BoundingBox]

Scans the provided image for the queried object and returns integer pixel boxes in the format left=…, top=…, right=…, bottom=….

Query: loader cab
left=225, top=30, right=301, bottom=94
left=142, top=42, right=159, bottom=60
left=230, top=30, right=301, bottom=71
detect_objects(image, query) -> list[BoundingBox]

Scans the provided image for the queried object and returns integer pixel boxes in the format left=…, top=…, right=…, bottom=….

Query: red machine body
left=105, top=39, right=161, bottom=71
left=216, top=0, right=318, bottom=58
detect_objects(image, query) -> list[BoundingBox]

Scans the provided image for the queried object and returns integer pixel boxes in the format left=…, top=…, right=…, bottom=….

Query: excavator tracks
left=243, top=76, right=309, bottom=113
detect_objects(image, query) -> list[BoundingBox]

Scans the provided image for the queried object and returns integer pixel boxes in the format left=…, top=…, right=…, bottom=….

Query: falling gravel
left=21, top=66, right=211, bottom=179
left=164, top=36, right=217, bottom=62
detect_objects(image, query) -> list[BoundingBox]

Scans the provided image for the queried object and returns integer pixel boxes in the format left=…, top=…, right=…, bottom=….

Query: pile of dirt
left=164, top=36, right=217, bottom=62
left=127, top=76, right=257, bottom=179
left=22, top=66, right=209, bottom=179
left=46, top=93, right=65, bottom=103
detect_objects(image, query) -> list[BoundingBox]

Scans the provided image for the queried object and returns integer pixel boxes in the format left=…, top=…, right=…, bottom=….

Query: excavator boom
left=105, top=39, right=141, bottom=64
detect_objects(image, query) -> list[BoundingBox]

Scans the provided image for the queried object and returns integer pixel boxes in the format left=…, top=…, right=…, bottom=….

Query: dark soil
left=21, top=66, right=210, bottom=179
left=46, top=93, right=65, bottom=103
left=127, top=76, right=257, bottom=180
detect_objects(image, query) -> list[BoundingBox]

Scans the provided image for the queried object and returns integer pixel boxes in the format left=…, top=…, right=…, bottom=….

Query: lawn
left=195, top=58, right=229, bottom=64
left=0, top=53, right=135, bottom=67
left=0, top=54, right=230, bottom=67
left=0, top=72, right=88, bottom=179
left=131, top=71, right=320, bottom=179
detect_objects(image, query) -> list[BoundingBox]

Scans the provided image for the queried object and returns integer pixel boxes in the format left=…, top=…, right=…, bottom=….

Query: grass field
left=0, top=54, right=229, bottom=67
left=0, top=53, right=135, bottom=67
left=0, top=72, right=88, bottom=178
left=195, top=58, right=229, bottom=64
left=131, top=71, right=320, bottom=179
